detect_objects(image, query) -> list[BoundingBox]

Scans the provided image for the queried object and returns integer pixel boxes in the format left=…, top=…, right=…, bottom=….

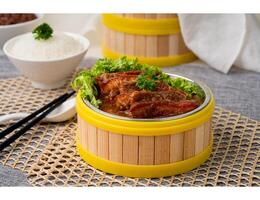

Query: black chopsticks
left=0, top=90, right=75, bottom=152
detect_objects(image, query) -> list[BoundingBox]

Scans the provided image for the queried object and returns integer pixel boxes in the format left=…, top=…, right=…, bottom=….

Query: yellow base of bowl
left=102, top=46, right=197, bottom=67
left=76, top=135, right=213, bottom=178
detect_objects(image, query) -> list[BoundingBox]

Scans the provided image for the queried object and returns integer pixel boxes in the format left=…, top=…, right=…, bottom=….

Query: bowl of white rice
left=3, top=31, right=89, bottom=89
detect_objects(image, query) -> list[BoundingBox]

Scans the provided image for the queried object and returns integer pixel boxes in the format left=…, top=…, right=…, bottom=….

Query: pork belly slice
left=96, top=71, right=141, bottom=96
left=129, top=100, right=199, bottom=118
left=115, top=89, right=188, bottom=110
left=131, top=89, right=187, bottom=102
left=154, top=82, right=173, bottom=91
left=96, top=70, right=141, bottom=85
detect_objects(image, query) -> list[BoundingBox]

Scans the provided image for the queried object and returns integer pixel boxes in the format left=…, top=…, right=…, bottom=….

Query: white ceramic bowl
left=3, top=32, right=90, bottom=89
left=0, top=14, right=44, bottom=48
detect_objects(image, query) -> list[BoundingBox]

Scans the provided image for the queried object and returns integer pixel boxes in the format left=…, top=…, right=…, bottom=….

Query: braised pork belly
left=95, top=71, right=201, bottom=118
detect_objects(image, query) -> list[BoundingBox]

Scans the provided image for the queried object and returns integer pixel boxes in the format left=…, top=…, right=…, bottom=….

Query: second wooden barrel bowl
left=102, top=14, right=197, bottom=67
left=76, top=74, right=214, bottom=178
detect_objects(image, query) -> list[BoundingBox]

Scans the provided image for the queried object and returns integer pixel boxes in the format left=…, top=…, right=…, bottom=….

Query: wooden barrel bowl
left=102, top=14, right=197, bottom=67
left=76, top=74, right=214, bottom=178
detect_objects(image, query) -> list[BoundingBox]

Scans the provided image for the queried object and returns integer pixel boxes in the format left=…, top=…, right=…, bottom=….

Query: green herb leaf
left=32, top=23, right=53, bottom=40
left=136, top=75, right=156, bottom=91
left=135, top=66, right=160, bottom=91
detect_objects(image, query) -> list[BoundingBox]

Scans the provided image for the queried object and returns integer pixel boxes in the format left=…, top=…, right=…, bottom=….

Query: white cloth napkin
left=178, top=14, right=260, bottom=73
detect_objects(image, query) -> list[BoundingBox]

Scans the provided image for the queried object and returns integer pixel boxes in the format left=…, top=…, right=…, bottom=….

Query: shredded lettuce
left=71, top=70, right=101, bottom=107
left=165, top=76, right=205, bottom=99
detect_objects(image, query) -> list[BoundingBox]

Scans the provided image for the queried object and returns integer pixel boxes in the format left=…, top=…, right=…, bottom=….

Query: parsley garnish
left=32, top=23, right=53, bottom=40
left=136, top=75, right=156, bottom=91
left=136, top=67, right=159, bottom=91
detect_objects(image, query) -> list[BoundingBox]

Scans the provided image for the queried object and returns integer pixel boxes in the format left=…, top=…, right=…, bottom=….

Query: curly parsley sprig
left=136, top=75, right=157, bottom=91
left=32, top=23, right=53, bottom=40
left=136, top=66, right=160, bottom=91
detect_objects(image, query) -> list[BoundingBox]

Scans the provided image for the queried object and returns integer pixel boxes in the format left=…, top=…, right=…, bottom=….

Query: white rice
left=10, top=32, right=84, bottom=61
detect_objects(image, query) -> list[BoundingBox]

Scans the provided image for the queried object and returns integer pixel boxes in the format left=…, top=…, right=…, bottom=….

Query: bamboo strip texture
left=103, top=14, right=190, bottom=58
left=77, top=114, right=212, bottom=165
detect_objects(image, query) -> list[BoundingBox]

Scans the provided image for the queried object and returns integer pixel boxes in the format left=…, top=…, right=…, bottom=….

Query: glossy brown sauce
left=96, top=71, right=203, bottom=118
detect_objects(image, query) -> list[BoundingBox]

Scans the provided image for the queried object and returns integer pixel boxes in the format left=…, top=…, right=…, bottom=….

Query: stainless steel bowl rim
left=83, top=73, right=212, bottom=122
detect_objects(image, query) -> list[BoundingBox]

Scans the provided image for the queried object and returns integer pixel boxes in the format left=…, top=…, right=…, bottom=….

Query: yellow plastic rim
left=102, top=14, right=180, bottom=35
left=76, top=135, right=213, bottom=178
left=76, top=93, right=215, bottom=136
left=102, top=46, right=197, bottom=67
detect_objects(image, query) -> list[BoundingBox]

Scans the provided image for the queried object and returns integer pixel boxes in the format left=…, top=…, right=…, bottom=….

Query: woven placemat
left=0, top=75, right=259, bottom=186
